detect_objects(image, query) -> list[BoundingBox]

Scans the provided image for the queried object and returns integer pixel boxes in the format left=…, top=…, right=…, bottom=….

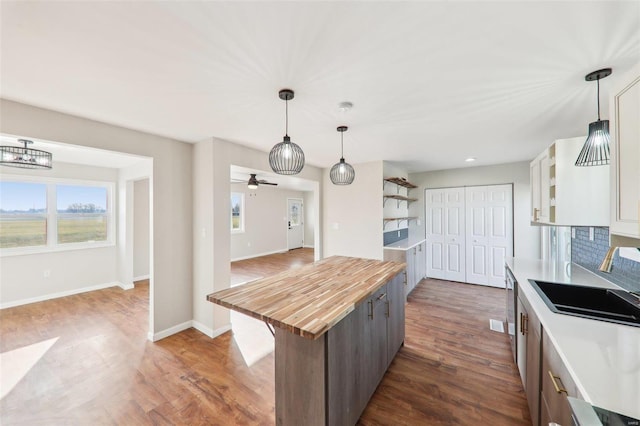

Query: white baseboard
left=117, top=281, right=134, bottom=290
left=149, top=320, right=232, bottom=342
left=303, top=244, right=315, bottom=249
left=192, top=320, right=231, bottom=339
left=231, top=249, right=287, bottom=262
left=150, top=320, right=193, bottom=342
left=133, top=275, right=150, bottom=282
left=0, top=281, right=123, bottom=310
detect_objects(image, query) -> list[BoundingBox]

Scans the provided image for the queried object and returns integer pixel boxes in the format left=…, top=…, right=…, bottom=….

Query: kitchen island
left=207, top=256, right=406, bottom=426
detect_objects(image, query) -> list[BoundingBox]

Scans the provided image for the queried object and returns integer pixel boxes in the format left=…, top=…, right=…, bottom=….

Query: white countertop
left=383, top=237, right=426, bottom=251
left=506, top=257, right=640, bottom=420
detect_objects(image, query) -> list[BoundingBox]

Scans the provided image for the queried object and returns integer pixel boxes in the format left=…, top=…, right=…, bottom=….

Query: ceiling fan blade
left=260, top=182, right=278, bottom=186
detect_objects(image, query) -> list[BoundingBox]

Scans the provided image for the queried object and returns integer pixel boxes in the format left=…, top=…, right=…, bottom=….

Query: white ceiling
left=1, top=2, right=638, bottom=172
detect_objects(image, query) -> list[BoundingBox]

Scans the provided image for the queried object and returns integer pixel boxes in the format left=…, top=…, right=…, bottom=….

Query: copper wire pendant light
left=330, top=126, right=355, bottom=185
left=575, top=68, right=612, bottom=167
left=269, top=89, right=305, bottom=175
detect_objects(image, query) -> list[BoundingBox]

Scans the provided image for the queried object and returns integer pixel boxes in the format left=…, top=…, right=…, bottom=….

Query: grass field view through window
left=0, top=181, right=109, bottom=248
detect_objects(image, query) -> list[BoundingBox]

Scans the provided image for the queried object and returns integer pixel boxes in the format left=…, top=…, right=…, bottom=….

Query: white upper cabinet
left=610, top=63, right=640, bottom=246
left=530, top=137, right=609, bottom=226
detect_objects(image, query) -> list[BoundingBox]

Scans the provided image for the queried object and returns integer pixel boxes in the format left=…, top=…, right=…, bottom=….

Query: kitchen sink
left=528, top=280, right=640, bottom=327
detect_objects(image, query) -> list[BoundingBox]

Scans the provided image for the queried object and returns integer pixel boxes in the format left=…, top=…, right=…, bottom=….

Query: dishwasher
left=505, top=266, right=517, bottom=362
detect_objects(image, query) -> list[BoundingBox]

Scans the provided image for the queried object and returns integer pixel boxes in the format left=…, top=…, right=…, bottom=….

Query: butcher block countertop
left=207, top=256, right=405, bottom=340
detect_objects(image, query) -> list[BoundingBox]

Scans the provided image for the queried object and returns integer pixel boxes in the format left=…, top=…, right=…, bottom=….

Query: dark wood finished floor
left=0, top=252, right=530, bottom=425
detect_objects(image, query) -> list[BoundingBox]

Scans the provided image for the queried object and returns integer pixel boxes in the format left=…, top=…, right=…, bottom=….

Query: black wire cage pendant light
left=575, top=68, right=612, bottom=167
left=0, top=139, right=52, bottom=169
left=269, top=89, right=305, bottom=175
left=330, top=126, right=355, bottom=185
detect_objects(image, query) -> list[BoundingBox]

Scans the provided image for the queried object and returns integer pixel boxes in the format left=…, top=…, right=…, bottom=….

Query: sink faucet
left=598, top=246, right=618, bottom=273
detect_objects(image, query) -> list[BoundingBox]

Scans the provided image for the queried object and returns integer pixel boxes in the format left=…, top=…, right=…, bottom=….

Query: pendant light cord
left=597, top=77, right=601, bottom=121
left=285, top=98, right=289, bottom=137
left=341, top=131, right=344, bottom=159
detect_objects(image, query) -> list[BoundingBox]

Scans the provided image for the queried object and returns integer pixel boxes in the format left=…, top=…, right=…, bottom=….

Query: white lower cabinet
left=383, top=241, right=426, bottom=298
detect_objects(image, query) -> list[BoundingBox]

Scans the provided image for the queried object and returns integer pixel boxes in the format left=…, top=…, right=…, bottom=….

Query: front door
left=287, top=198, right=303, bottom=250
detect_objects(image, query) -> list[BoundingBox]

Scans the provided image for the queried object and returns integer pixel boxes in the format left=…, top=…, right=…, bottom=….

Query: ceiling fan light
left=575, top=120, right=611, bottom=166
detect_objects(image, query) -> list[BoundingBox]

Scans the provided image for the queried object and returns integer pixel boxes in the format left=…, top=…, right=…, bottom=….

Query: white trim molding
left=0, top=281, right=123, bottom=309
left=118, top=281, right=134, bottom=290
left=133, top=275, right=150, bottom=282
left=149, top=321, right=232, bottom=342
left=230, top=249, right=287, bottom=262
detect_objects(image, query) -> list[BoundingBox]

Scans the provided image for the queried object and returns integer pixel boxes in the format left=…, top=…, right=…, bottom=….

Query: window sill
left=0, top=241, right=115, bottom=258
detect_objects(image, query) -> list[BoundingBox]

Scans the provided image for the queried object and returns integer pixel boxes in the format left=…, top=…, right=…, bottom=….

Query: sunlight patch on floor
left=0, top=337, right=59, bottom=400
left=231, top=310, right=274, bottom=367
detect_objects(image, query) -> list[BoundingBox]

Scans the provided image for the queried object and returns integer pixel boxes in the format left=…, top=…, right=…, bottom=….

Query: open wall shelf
left=383, top=194, right=418, bottom=207
left=383, top=177, right=417, bottom=189
left=383, top=217, right=417, bottom=229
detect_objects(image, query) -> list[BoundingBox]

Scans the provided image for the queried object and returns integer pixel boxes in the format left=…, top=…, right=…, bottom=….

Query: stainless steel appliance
left=567, top=396, right=640, bottom=426
left=505, top=266, right=516, bottom=362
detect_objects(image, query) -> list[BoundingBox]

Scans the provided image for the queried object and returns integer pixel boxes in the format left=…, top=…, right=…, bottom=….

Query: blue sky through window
left=57, top=185, right=106, bottom=212
left=0, top=182, right=107, bottom=213
left=0, top=182, right=46, bottom=212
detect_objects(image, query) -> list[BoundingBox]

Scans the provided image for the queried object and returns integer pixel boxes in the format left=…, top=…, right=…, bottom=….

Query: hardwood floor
left=1, top=254, right=530, bottom=425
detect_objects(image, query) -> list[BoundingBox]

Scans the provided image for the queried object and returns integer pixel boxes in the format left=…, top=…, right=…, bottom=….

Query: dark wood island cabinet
left=208, top=256, right=406, bottom=426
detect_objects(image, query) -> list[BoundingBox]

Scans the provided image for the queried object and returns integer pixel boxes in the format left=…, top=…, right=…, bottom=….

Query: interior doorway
left=287, top=198, right=304, bottom=250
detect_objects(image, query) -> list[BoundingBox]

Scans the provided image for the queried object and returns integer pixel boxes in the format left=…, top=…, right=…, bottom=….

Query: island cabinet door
left=327, top=298, right=369, bottom=426
left=386, top=272, right=406, bottom=365
left=365, top=285, right=390, bottom=398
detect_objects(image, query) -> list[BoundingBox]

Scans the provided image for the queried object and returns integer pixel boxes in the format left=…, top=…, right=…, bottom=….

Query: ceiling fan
left=232, top=173, right=278, bottom=189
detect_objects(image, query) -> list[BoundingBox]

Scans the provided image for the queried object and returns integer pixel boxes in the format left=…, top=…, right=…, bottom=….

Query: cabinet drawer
left=542, top=330, right=581, bottom=425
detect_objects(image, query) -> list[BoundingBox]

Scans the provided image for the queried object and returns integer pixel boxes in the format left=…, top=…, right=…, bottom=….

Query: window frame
left=0, top=175, right=115, bottom=257
left=230, top=192, right=245, bottom=234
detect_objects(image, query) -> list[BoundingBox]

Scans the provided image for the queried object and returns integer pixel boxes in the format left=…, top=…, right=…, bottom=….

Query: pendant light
left=575, top=68, right=612, bottom=167
left=269, top=89, right=305, bottom=175
left=330, top=126, right=355, bottom=185
left=0, top=139, right=52, bottom=169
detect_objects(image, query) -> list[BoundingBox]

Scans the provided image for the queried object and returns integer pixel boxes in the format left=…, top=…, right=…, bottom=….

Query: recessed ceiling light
left=338, top=101, right=353, bottom=112
left=465, top=157, right=476, bottom=162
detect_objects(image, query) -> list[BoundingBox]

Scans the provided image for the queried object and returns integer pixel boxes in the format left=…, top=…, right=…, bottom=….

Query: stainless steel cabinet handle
left=377, top=292, right=387, bottom=301
left=368, top=300, right=373, bottom=319
left=385, top=300, right=390, bottom=318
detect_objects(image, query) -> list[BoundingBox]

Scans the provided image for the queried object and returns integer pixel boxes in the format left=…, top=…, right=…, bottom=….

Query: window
left=0, top=177, right=114, bottom=254
left=0, top=182, right=48, bottom=248
left=231, top=192, right=244, bottom=233
left=57, top=185, right=108, bottom=244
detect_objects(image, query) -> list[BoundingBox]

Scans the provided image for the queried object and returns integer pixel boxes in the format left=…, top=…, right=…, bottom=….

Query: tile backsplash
left=383, top=228, right=408, bottom=246
left=571, top=226, right=640, bottom=293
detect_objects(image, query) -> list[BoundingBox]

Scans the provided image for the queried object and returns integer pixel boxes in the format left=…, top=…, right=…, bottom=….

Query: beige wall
left=323, top=161, right=384, bottom=260
left=408, top=161, right=539, bottom=260
left=0, top=99, right=193, bottom=338
left=0, top=162, right=119, bottom=306
left=230, top=183, right=306, bottom=261
left=303, top=190, right=315, bottom=247
left=133, top=178, right=150, bottom=279
left=192, top=138, right=323, bottom=337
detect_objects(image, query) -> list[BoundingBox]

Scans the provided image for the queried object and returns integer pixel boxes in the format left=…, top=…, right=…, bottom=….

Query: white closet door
left=444, top=188, right=466, bottom=282
left=486, top=185, right=513, bottom=287
left=465, top=187, right=489, bottom=285
left=465, top=185, right=513, bottom=288
left=426, top=188, right=465, bottom=282
left=425, top=189, right=445, bottom=279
